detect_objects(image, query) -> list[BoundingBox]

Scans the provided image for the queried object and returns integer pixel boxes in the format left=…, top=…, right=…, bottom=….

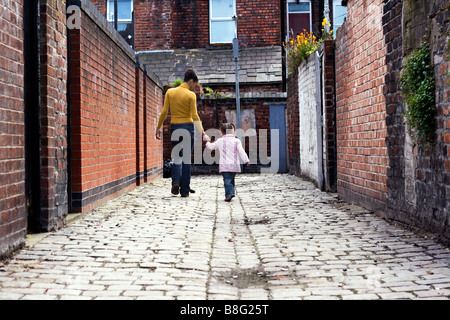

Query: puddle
left=244, top=217, right=271, bottom=225
left=215, top=266, right=270, bottom=288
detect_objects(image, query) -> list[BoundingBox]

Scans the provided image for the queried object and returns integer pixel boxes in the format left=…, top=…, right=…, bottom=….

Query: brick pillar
left=321, top=40, right=337, bottom=192
left=286, top=69, right=300, bottom=176
left=39, top=0, right=68, bottom=231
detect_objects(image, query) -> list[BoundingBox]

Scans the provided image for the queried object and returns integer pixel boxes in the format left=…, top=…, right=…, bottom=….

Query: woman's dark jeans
left=170, top=123, right=194, bottom=196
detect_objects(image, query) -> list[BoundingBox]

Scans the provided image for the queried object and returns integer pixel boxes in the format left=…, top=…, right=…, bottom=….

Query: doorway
left=23, top=0, right=42, bottom=232
left=269, top=104, right=288, bottom=173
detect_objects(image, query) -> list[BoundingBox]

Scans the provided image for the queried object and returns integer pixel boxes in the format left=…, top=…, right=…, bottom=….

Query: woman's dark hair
left=219, top=123, right=235, bottom=134
left=184, top=69, right=198, bottom=83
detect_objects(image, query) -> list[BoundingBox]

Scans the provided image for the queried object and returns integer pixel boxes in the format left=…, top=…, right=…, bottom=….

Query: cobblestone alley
left=1, top=174, right=450, bottom=300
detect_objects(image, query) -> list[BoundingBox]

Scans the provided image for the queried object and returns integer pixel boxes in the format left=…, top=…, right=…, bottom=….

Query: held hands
left=155, top=128, right=162, bottom=140
left=202, top=132, right=211, bottom=142
left=157, top=129, right=211, bottom=142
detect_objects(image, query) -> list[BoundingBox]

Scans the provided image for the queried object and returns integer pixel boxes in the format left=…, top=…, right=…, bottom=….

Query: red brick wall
left=89, top=0, right=106, bottom=16
left=286, top=70, right=300, bottom=176
left=69, top=1, right=163, bottom=213
left=39, top=0, right=69, bottom=230
left=321, top=39, right=337, bottom=192
left=237, top=0, right=281, bottom=47
left=335, top=0, right=388, bottom=211
left=0, top=0, right=26, bottom=258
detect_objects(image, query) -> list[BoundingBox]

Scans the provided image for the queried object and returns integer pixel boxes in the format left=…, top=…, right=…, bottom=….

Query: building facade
left=90, top=1, right=344, bottom=172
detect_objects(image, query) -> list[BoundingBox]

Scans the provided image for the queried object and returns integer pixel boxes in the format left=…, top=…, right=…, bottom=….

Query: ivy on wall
left=400, top=43, right=436, bottom=144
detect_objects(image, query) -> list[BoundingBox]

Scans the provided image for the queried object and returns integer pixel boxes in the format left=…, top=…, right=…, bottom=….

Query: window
left=333, top=0, right=347, bottom=35
left=210, top=0, right=236, bottom=44
left=287, top=1, right=311, bottom=39
left=107, top=0, right=134, bottom=46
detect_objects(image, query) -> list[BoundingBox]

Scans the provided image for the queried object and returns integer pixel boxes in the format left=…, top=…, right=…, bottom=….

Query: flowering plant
left=321, top=18, right=333, bottom=40
left=284, top=29, right=321, bottom=73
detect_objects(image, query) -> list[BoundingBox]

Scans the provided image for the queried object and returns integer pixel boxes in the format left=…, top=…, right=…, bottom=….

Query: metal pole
left=234, top=48, right=241, bottom=136
left=132, top=10, right=135, bottom=49
left=114, top=0, right=118, bottom=30
left=232, top=15, right=241, bottom=141
left=232, top=12, right=243, bottom=170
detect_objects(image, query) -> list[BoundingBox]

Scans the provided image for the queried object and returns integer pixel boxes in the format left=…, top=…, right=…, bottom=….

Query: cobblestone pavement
left=1, top=174, right=450, bottom=300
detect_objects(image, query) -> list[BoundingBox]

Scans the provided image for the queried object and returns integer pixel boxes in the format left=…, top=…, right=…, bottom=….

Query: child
left=205, top=123, right=250, bottom=202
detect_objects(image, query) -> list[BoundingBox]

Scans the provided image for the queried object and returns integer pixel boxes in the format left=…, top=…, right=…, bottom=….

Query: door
left=269, top=105, right=287, bottom=173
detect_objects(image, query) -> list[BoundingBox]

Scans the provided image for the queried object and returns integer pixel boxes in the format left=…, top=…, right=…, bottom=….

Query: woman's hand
left=155, top=128, right=162, bottom=140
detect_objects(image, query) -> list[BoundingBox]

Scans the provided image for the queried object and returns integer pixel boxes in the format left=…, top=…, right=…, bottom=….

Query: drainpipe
left=114, top=0, right=118, bottom=30
left=315, top=50, right=324, bottom=191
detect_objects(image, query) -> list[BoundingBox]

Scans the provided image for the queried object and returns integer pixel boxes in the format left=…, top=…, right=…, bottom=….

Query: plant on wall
left=203, top=86, right=222, bottom=98
left=284, top=29, right=321, bottom=74
left=400, top=43, right=436, bottom=144
left=321, top=18, right=333, bottom=40
left=203, top=87, right=231, bottom=99
left=284, top=18, right=335, bottom=74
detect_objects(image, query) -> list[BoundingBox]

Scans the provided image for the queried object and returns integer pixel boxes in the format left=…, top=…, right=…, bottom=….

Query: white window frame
left=332, top=0, right=347, bottom=33
left=209, top=0, right=237, bottom=44
left=107, top=0, right=133, bottom=23
left=286, top=0, right=312, bottom=41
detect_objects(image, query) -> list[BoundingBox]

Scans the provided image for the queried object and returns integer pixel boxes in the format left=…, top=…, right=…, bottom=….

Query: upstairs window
left=210, top=0, right=236, bottom=44
left=107, top=0, right=134, bottom=47
left=333, top=0, right=347, bottom=35
left=287, top=0, right=311, bottom=38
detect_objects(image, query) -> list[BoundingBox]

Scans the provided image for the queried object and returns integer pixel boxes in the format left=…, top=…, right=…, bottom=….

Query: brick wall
left=286, top=41, right=337, bottom=191
left=68, top=0, right=163, bottom=213
left=335, top=0, right=388, bottom=212
left=286, top=70, right=300, bottom=176
left=408, top=0, right=450, bottom=243
left=236, top=0, right=280, bottom=47
left=0, top=0, right=26, bottom=259
left=383, top=0, right=407, bottom=218
left=298, top=53, right=321, bottom=185
left=321, top=40, right=337, bottom=192
left=39, top=0, right=69, bottom=231
left=383, top=0, right=450, bottom=243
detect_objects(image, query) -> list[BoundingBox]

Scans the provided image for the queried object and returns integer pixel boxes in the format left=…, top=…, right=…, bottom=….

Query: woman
left=155, top=69, right=209, bottom=197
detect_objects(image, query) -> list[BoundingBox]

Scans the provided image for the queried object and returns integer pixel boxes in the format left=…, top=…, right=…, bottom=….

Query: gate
left=269, top=105, right=288, bottom=173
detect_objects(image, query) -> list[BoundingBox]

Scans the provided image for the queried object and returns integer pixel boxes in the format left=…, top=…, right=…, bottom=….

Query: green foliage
left=203, top=87, right=223, bottom=98
left=171, top=78, right=183, bottom=87
left=400, top=43, right=436, bottom=144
